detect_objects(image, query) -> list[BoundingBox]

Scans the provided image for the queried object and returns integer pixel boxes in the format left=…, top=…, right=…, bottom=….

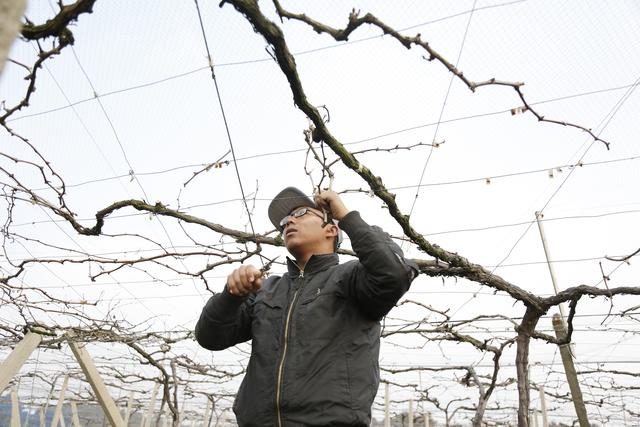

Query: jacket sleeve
left=194, top=286, right=253, bottom=351
left=339, top=210, right=419, bottom=320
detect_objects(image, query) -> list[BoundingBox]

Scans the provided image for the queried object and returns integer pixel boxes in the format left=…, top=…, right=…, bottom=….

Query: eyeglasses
left=279, top=207, right=325, bottom=231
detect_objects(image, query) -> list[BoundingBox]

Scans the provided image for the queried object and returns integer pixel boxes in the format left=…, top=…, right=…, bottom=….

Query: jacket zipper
left=276, top=271, right=303, bottom=427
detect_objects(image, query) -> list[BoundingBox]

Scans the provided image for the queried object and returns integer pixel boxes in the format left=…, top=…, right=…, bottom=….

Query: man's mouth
left=285, top=228, right=297, bottom=237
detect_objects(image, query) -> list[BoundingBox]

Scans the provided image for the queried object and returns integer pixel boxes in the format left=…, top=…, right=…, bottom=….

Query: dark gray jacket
left=195, top=211, right=418, bottom=426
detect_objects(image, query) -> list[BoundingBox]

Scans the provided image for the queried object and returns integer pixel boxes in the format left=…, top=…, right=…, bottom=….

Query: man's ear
left=325, top=223, right=338, bottom=239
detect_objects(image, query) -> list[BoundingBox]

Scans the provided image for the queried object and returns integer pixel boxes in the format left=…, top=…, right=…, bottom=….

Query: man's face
left=281, top=206, right=332, bottom=255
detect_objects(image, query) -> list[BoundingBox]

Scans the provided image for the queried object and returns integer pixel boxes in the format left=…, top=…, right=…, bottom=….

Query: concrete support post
left=123, top=391, right=134, bottom=426
left=67, top=337, right=125, bottom=427
left=70, top=402, right=81, bottom=427
left=202, top=399, right=212, bottom=427
left=142, top=383, right=159, bottom=427
left=41, top=389, right=54, bottom=427
left=11, top=388, right=21, bottom=427
left=39, top=405, right=45, bottom=427
left=384, top=382, right=390, bottom=427
left=51, top=375, right=69, bottom=427
left=552, top=314, right=589, bottom=427
left=538, top=386, right=549, bottom=427
left=216, top=410, right=228, bottom=427
left=0, top=333, right=42, bottom=393
left=408, top=398, right=413, bottom=427
left=0, top=0, right=26, bottom=74
left=535, top=211, right=567, bottom=319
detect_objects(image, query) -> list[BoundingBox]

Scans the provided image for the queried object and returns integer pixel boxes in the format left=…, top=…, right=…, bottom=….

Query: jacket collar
left=286, top=253, right=339, bottom=276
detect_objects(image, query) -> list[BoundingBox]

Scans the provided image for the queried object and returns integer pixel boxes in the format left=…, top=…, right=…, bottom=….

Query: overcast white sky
left=2, top=0, right=640, bottom=424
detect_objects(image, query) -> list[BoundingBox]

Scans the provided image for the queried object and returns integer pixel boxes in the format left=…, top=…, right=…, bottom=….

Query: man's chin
left=285, top=241, right=303, bottom=258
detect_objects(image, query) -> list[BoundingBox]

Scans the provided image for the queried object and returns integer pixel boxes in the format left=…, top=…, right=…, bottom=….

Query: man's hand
left=226, top=265, right=263, bottom=296
left=314, top=190, right=350, bottom=221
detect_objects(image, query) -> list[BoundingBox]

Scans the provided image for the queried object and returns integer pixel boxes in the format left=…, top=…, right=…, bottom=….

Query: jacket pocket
left=255, top=295, right=283, bottom=317
left=252, top=295, right=284, bottom=351
left=345, top=352, right=356, bottom=410
left=298, top=288, right=346, bottom=341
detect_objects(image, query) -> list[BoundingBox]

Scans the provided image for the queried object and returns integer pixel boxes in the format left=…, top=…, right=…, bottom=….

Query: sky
left=1, top=0, right=640, bottom=425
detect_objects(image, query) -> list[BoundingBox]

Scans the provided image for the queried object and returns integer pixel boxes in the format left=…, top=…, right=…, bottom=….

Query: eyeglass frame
left=278, top=207, right=331, bottom=232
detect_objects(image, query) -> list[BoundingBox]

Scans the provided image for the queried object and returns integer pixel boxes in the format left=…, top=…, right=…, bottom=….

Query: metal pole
left=534, top=211, right=567, bottom=320
left=0, top=333, right=42, bottom=393
left=552, top=314, right=589, bottom=426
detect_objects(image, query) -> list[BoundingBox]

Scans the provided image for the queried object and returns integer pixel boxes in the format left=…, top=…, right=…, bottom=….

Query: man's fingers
left=240, top=265, right=252, bottom=284
left=227, top=265, right=263, bottom=296
left=251, top=276, right=263, bottom=291
left=314, top=190, right=349, bottom=221
left=313, top=193, right=330, bottom=211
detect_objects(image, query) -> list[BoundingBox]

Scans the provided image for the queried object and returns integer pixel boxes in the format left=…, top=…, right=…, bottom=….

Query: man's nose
left=282, top=215, right=295, bottom=229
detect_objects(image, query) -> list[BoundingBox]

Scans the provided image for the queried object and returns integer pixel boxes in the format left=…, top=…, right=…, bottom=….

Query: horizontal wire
left=23, top=85, right=638, bottom=194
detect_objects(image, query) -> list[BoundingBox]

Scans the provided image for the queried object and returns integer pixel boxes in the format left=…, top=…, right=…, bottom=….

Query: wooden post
left=552, top=314, right=589, bottom=426
left=538, top=386, right=549, bottom=427
left=142, top=383, right=159, bottom=427
left=70, top=402, right=81, bottom=427
left=384, top=382, right=390, bottom=427
left=123, top=391, right=134, bottom=426
left=51, top=375, right=69, bottom=427
left=0, top=333, right=42, bottom=393
left=11, top=388, right=21, bottom=427
left=423, top=411, right=430, bottom=427
left=67, top=337, right=125, bottom=427
left=202, top=399, right=212, bottom=427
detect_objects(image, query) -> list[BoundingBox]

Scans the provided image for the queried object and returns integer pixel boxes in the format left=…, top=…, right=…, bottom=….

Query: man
left=195, top=187, right=418, bottom=426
